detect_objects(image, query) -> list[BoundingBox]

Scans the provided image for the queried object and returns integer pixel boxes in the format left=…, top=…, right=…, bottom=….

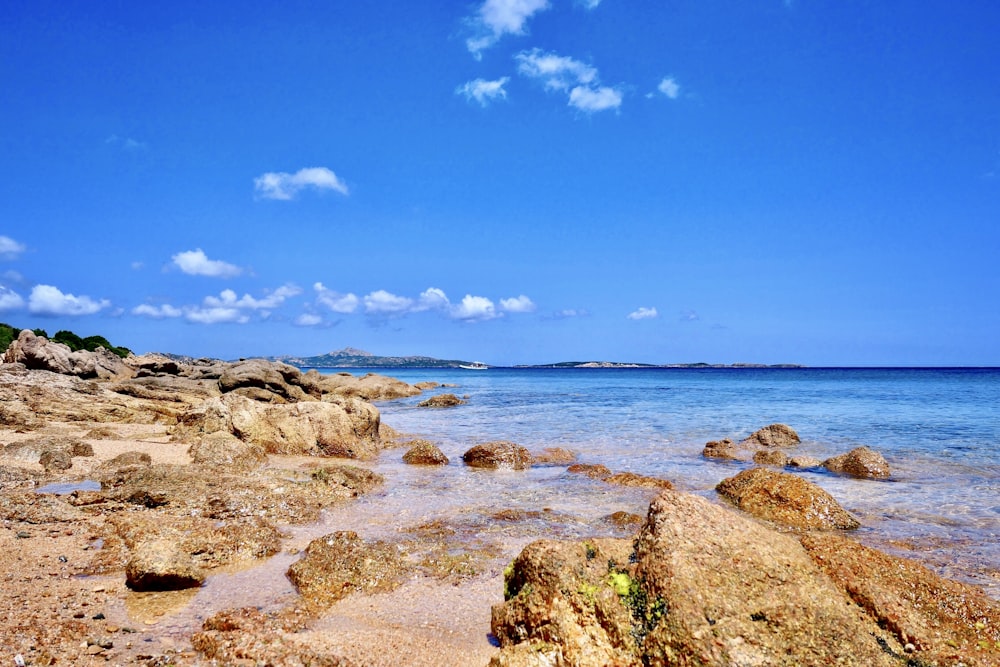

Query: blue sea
left=316, top=367, right=1000, bottom=597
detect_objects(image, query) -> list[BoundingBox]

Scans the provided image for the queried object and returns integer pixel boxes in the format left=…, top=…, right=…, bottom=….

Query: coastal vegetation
left=0, top=322, right=131, bottom=358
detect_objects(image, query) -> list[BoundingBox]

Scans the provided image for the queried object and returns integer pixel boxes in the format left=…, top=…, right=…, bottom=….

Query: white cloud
left=203, top=284, right=302, bottom=310
left=657, top=77, right=680, bottom=99
left=28, top=285, right=110, bottom=316
left=515, top=48, right=597, bottom=91
left=185, top=307, right=249, bottom=325
left=0, top=236, right=26, bottom=260
left=550, top=308, right=588, bottom=319
left=466, top=0, right=551, bottom=57
left=453, top=294, right=500, bottom=321
left=132, top=303, right=183, bottom=319
left=627, top=306, right=658, bottom=321
left=364, top=290, right=414, bottom=315
left=568, top=85, right=622, bottom=112
left=0, top=286, right=25, bottom=311
left=416, top=287, right=451, bottom=312
left=172, top=249, right=242, bottom=278
left=254, top=167, right=349, bottom=200
left=500, top=295, right=536, bottom=313
left=294, top=313, right=324, bottom=327
left=516, top=48, right=622, bottom=113
left=314, top=282, right=359, bottom=314
left=456, top=77, right=510, bottom=106
left=577, top=0, right=602, bottom=8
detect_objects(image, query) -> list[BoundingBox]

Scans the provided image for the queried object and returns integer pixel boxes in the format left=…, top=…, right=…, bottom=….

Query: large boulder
left=702, top=438, right=742, bottom=460
left=188, top=432, right=267, bottom=470
left=716, top=467, right=860, bottom=530
left=2, top=329, right=132, bottom=380
left=317, top=372, right=421, bottom=401
left=492, top=489, right=900, bottom=666
left=417, top=393, right=466, bottom=408
left=741, top=423, right=800, bottom=448
left=218, top=359, right=319, bottom=402
left=822, top=446, right=891, bottom=479
left=462, top=441, right=532, bottom=470
left=171, top=393, right=382, bottom=459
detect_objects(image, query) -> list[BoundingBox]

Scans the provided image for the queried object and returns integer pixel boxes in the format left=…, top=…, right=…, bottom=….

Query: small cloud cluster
left=627, top=306, right=658, bottom=321
left=134, top=285, right=302, bottom=325
left=514, top=49, right=622, bottom=113
left=306, top=284, right=535, bottom=324
left=466, top=0, right=551, bottom=58
left=657, top=76, right=680, bottom=99
left=0, top=285, right=25, bottom=311
left=254, top=167, right=349, bottom=200
left=29, top=285, right=110, bottom=316
left=172, top=249, right=243, bottom=278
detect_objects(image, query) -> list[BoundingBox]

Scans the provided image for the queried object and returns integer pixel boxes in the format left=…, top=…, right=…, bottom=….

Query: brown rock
left=287, top=531, right=407, bottom=606
left=702, top=438, right=741, bottom=460
left=788, top=455, right=822, bottom=468
left=603, top=511, right=644, bottom=529
left=417, top=393, right=466, bottom=408
left=413, top=381, right=440, bottom=390
left=401, top=441, right=449, bottom=465
left=0, top=493, right=83, bottom=523
left=822, top=446, right=891, bottom=479
left=462, top=441, right=532, bottom=470
left=752, top=449, right=788, bottom=466
left=716, top=467, right=860, bottom=530
left=566, top=463, right=611, bottom=479
left=319, top=372, right=421, bottom=401
left=218, top=359, right=315, bottom=402
left=802, top=532, right=1000, bottom=666
left=2, top=329, right=133, bottom=380
left=38, top=448, right=72, bottom=471
left=741, top=423, right=801, bottom=447
left=604, top=471, right=673, bottom=490
left=125, top=538, right=205, bottom=591
left=188, top=432, right=267, bottom=470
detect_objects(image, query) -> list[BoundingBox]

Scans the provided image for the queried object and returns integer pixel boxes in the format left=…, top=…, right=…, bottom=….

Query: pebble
left=85, top=644, right=103, bottom=655
left=904, top=643, right=915, bottom=653
left=15, top=531, right=31, bottom=539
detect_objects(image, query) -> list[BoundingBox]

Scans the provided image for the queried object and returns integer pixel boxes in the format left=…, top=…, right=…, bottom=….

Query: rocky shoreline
left=2, top=330, right=998, bottom=666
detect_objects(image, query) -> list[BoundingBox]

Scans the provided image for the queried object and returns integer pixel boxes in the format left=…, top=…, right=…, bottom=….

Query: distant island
left=264, top=347, right=802, bottom=370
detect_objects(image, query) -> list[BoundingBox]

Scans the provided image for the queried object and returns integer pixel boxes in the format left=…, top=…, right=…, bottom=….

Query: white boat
left=459, top=361, right=489, bottom=370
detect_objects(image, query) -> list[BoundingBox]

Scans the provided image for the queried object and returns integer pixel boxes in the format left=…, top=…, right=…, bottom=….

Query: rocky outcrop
left=567, top=463, right=612, bottom=479
left=188, top=432, right=267, bottom=470
left=531, top=447, right=577, bottom=465
left=218, top=359, right=320, bottom=402
left=401, top=440, right=449, bottom=465
left=462, top=441, right=532, bottom=470
left=318, top=372, right=422, bottom=401
left=417, top=393, right=466, bottom=408
left=286, top=531, right=408, bottom=607
left=752, top=449, right=789, bottom=466
left=702, top=438, right=740, bottom=460
left=716, top=467, right=860, bottom=530
left=741, top=422, right=800, bottom=448
left=3, top=330, right=132, bottom=380
left=823, top=445, right=891, bottom=479
left=802, top=533, right=1000, bottom=666
left=604, top=471, right=673, bottom=490
left=171, top=393, right=382, bottom=459
left=491, top=489, right=900, bottom=666
left=788, top=455, right=822, bottom=468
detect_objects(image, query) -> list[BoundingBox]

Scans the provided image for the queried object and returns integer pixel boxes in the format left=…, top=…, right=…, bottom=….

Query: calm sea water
left=317, top=367, right=1000, bottom=596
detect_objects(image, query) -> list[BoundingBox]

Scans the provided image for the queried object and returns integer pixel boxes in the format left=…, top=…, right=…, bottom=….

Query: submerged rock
left=822, top=445, right=891, bottom=479
left=287, top=531, right=407, bottom=607
left=462, top=441, right=532, bottom=470
left=401, top=440, right=449, bottom=465
left=604, top=471, right=673, bottom=490
left=716, top=467, right=860, bottom=530
left=566, top=463, right=612, bottom=479
left=752, top=449, right=789, bottom=466
left=417, top=393, right=466, bottom=408
left=702, top=438, right=741, bottom=460
left=531, top=447, right=577, bottom=465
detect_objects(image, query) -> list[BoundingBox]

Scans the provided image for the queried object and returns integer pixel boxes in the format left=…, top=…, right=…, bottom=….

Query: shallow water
left=35, top=479, right=101, bottom=495
left=344, top=366, right=1000, bottom=597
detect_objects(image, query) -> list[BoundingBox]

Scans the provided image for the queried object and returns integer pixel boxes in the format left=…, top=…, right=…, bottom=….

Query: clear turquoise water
left=320, top=367, right=1000, bottom=596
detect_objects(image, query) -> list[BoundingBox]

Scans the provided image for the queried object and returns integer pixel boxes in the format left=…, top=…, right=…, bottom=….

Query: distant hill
left=272, top=347, right=476, bottom=369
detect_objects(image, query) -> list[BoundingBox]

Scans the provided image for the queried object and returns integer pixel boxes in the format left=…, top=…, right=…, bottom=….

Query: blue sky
left=1, top=1, right=998, bottom=366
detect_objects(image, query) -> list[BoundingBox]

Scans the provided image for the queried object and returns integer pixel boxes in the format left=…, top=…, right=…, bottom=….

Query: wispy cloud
left=466, top=0, right=551, bottom=58
left=134, top=285, right=302, bottom=324
left=294, top=313, right=324, bottom=327
left=680, top=309, right=699, bottom=322
left=576, top=0, right=602, bottom=9
left=185, top=306, right=249, bottom=325
left=627, top=306, right=658, bottom=320
left=656, top=76, right=680, bottom=99
left=0, top=236, right=26, bottom=260
left=456, top=77, right=511, bottom=106
left=548, top=308, right=589, bottom=319
left=500, top=295, right=536, bottom=313
left=28, top=285, right=110, bottom=316
left=202, top=285, right=302, bottom=311
left=0, top=285, right=25, bottom=311
left=172, top=249, right=243, bottom=278
left=254, top=167, right=349, bottom=200
left=515, top=48, right=622, bottom=113
left=105, top=134, right=147, bottom=151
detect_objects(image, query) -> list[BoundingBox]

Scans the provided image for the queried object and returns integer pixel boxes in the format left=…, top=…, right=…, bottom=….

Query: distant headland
left=267, top=347, right=803, bottom=369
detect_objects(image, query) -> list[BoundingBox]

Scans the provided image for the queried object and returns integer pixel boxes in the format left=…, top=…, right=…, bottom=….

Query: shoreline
left=2, top=338, right=999, bottom=665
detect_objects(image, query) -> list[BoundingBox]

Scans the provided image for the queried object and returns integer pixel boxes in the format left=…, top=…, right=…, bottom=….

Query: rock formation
left=716, top=467, right=860, bottom=530
left=823, top=445, right=891, bottom=479
left=462, top=441, right=532, bottom=470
